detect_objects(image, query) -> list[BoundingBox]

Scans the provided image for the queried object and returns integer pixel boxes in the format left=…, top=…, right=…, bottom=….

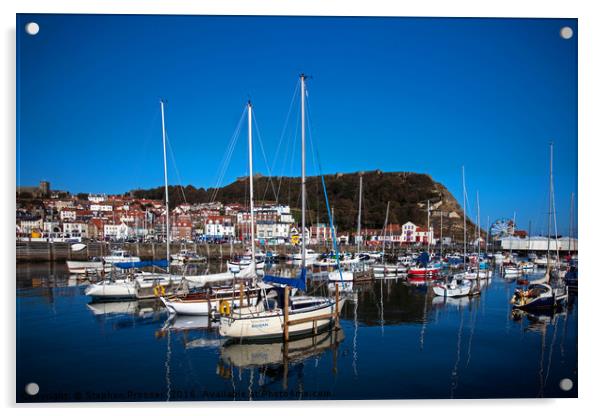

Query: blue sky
left=16, top=14, right=577, bottom=235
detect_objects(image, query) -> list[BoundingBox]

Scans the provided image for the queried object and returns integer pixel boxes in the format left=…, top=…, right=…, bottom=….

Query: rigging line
left=211, top=105, right=246, bottom=198
left=274, top=92, right=298, bottom=180
left=210, top=135, right=236, bottom=203
left=210, top=106, right=246, bottom=203
left=251, top=111, right=278, bottom=201
left=285, top=112, right=301, bottom=207
left=305, top=94, right=321, bottom=181
left=306, top=97, right=345, bottom=280
left=134, top=106, right=161, bottom=189
left=278, top=104, right=301, bottom=202
left=212, top=113, right=244, bottom=202
left=270, top=80, right=300, bottom=175
left=165, top=132, right=188, bottom=205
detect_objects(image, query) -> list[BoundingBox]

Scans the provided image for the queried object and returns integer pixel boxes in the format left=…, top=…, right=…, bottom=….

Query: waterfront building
left=19, top=218, right=43, bottom=234
left=204, top=216, right=235, bottom=240
left=103, top=223, right=132, bottom=240
left=62, top=222, right=89, bottom=239
left=171, top=215, right=193, bottom=241
left=310, top=223, right=335, bottom=245
left=401, top=221, right=434, bottom=244
left=497, top=236, right=578, bottom=252
left=256, top=220, right=291, bottom=244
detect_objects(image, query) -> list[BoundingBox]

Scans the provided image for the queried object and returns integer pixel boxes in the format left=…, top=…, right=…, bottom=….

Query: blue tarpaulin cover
left=418, top=252, right=430, bottom=266
left=114, top=259, right=169, bottom=269
left=262, top=268, right=307, bottom=291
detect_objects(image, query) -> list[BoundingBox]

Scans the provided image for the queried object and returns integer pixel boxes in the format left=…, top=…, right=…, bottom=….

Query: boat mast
left=476, top=191, right=481, bottom=290
left=160, top=100, right=170, bottom=268
left=527, top=220, right=531, bottom=256
left=427, top=199, right=431, bottom=254
left=356, top=173, right=363, bottom=254
left=247, top=101, right=256, bottom=265
left=301, top=74, right=307, bottom=270
left=568, top=192, right=574, bottom=257
left=462, top=166, right=467, bottom=270
left=510, top=211, right=516, bottom=257
left=382, top=201, right=390, bottom=261
left=546, top=142, right=553, bottom=275
left=440, top=208, right=443, bottom=260
left=485, top=215, right=489, bottom=257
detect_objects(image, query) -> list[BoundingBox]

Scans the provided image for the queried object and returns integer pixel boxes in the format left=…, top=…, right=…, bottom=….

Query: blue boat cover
left=418, top=252, right=430, bottom=266
left=114, top=259, right=169, bottom=269
left=262, top=268, right=307, bottom=291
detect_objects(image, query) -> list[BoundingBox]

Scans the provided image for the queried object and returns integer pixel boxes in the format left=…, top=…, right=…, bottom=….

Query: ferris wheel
left=489, top=218, right=514, bottom=239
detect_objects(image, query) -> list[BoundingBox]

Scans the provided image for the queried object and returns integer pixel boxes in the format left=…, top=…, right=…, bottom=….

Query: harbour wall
left=16, top=241, right=314, bottom=263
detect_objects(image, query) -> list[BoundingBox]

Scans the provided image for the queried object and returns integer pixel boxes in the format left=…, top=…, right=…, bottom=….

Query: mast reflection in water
left=17, top=263, right=577, bottom=402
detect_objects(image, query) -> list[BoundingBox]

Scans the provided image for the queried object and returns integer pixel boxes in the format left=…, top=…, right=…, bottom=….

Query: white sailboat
left=371, top=201, right=405, bottom=277
left=511, top=143, right=568, bottom=310
left=85, top=101, right=179, bottom=300
left=433, top=277, right=472, bottom=297
left=170, top=248, right=206, bottom=263
left=68, top=249, right=142, bottom=275
left=161, top=100, right=261, bottom=314
left=66, top=259, right=112, bottom=275
left=102, top=250, right=141, bottom=265
left=219, top=75, right=344, bottom=340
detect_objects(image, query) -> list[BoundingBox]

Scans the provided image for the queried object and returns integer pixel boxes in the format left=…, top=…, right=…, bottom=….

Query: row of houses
left=17, top=193, right=437, bottom=245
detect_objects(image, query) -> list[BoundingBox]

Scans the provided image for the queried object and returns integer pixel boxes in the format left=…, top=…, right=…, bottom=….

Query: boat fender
left=219, top=300, right=231, bottom=316
left=153, top=285, right=166, bottom=297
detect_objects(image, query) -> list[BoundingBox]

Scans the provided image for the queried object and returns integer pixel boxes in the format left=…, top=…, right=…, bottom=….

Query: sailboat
left=432, top=276, right=472, bottom=297
left=371, top=201, right=407, bottom=277
left=219, top=75, right=344, bottom=340
left=408, top=200, right=439, bottom=280
left=85, top=101, right=183, bottom=300
left=161, top=101, right=263, bottom=315
left=511, top=143, right=568, bottom=311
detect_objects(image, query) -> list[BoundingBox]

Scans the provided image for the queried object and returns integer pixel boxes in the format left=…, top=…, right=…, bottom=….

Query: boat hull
left=432, top=282, right=471, bottom=297
left=327, top=270, right=354, bottom=282
left=84, top=280, right=137, bottom=300
left=66, top=260, right=111, bottom=274
left=161, top=295, right=259, bottom=316
left=219, top=300, right=342, bottom=340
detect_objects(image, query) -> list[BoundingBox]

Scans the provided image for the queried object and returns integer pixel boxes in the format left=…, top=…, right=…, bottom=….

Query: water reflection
left=218, top=328, right=345, bottom=395
left=157, top=315, right=223, bottom=350
left=510, top=308, right=572, bottom=398
left=16, top=261, right=578, bottom=401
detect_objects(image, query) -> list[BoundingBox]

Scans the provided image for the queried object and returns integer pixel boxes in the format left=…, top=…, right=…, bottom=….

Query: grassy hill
left=132, top=170, right=480, bottom=240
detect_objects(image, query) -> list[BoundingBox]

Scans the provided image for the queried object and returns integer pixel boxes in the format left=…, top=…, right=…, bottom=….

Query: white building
left=256, top=221, right=291, bottom=243
left=63, top=222, right=89, bottom=238
left=401, top=221, right=434, bottom=245
left=104, top=223, right=132, bottom=240
left=499, top=236, right=578, bottom=252
left=43, top=221, right=61, bottom=233
left=19, top=218, right=43, bottom=233
left=60, top=209, right=77, bottom=221
left=91, top=204, right=113, bottom=212
left=88, top=194, right=106, bottom=203
left=204, top=217, right=235, bottom=239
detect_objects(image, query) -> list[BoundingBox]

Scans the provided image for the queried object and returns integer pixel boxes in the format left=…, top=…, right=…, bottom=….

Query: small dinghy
left=432, top=277, right=472, bottom=298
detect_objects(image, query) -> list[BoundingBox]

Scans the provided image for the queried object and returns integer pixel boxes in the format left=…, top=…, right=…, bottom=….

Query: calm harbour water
left=16, top=262, right=577, bottom=402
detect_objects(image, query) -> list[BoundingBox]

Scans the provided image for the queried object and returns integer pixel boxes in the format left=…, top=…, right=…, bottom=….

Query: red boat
left=407, top=266, right=439, bottom=281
